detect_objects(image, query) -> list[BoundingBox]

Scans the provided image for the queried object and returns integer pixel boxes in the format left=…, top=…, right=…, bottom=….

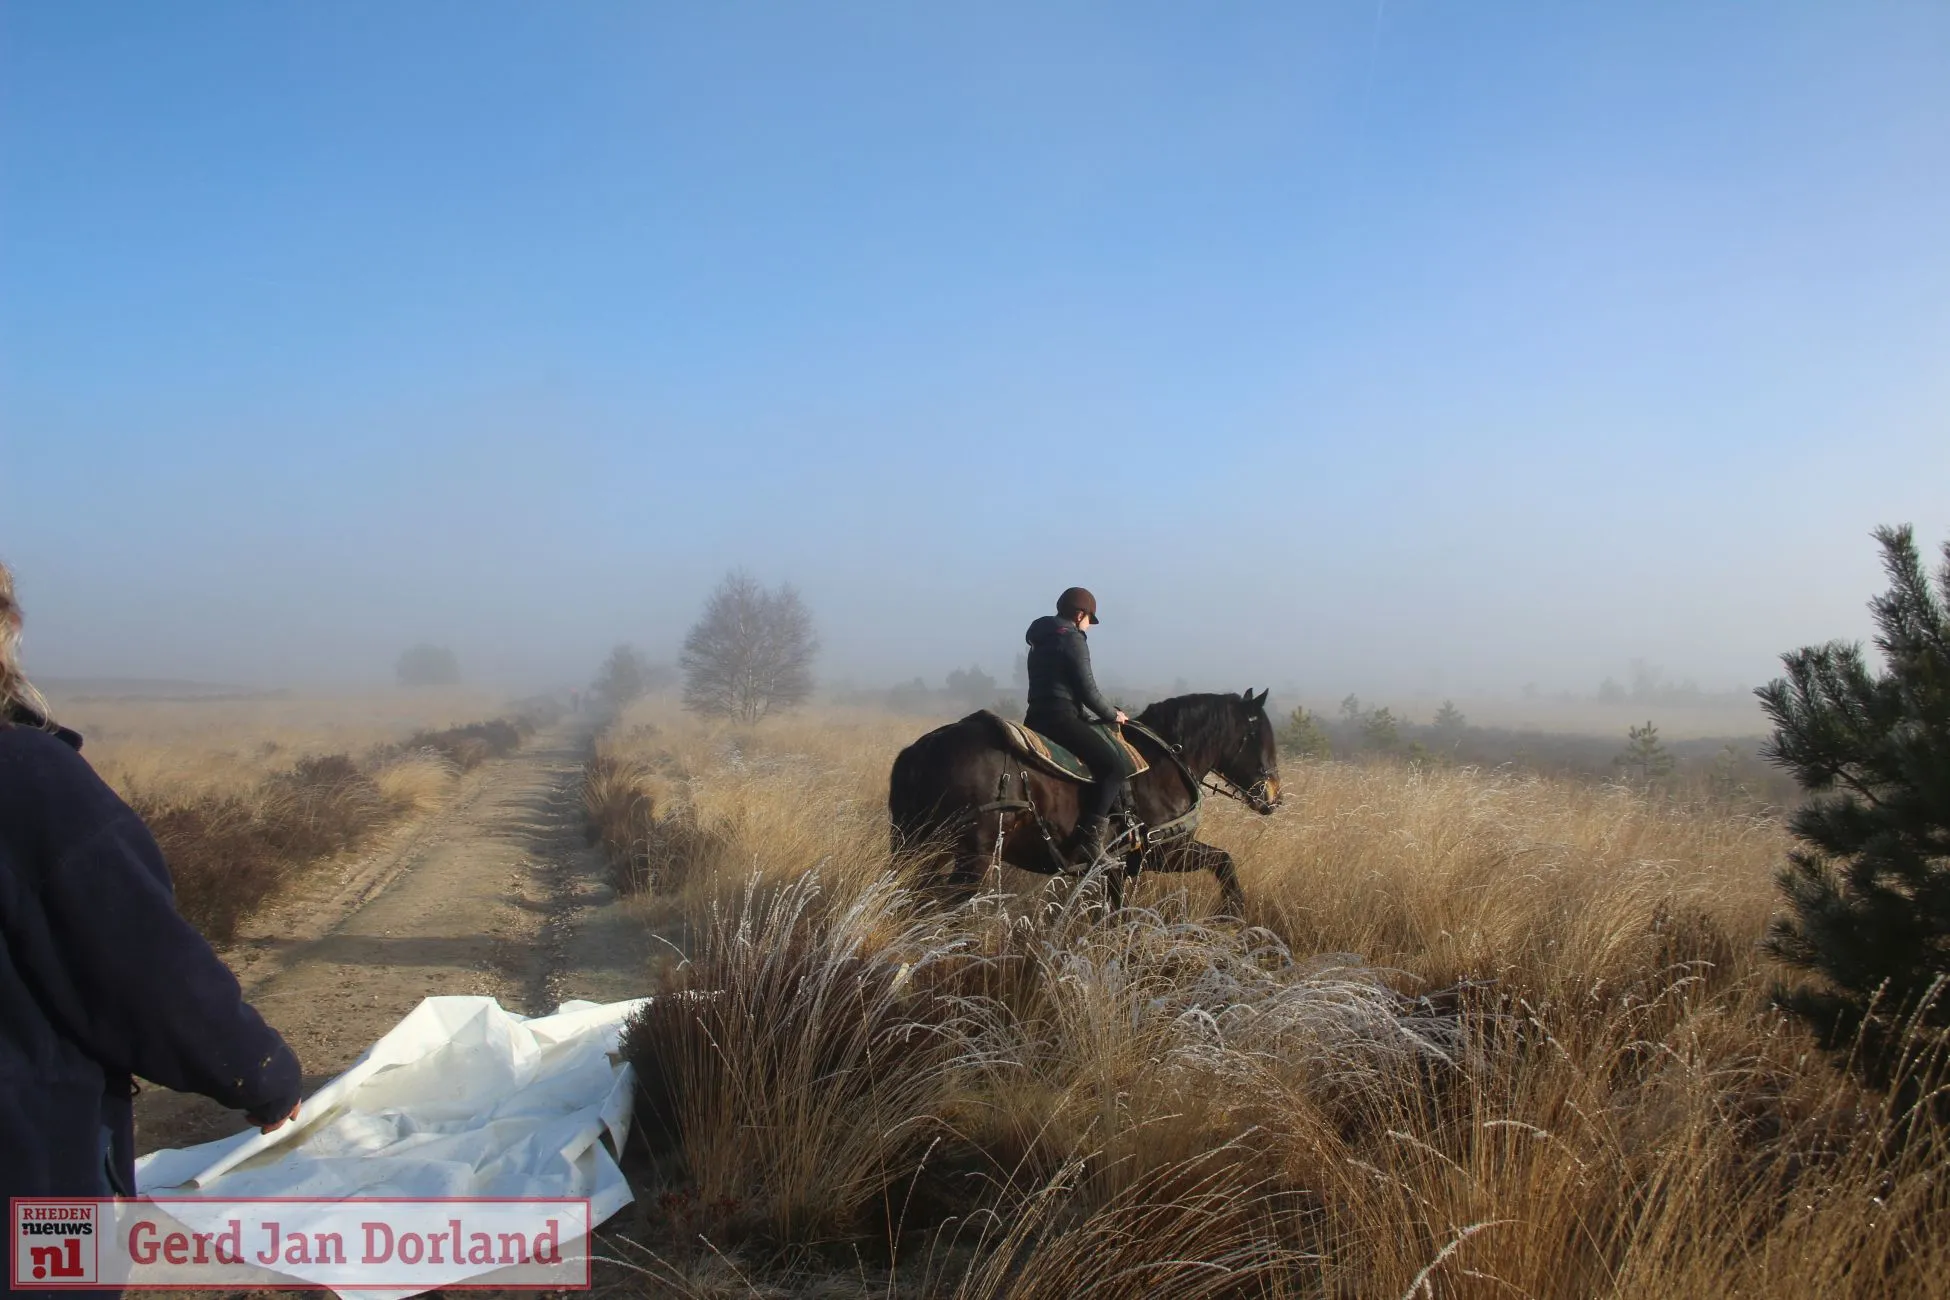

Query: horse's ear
left=1254, top=688, right=1270, bottom=708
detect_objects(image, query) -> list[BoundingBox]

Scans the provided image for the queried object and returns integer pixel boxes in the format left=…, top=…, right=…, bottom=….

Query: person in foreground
left=1023, top=586, right=1131, bottom=867
left=0, top=563, right=302, bottom=1259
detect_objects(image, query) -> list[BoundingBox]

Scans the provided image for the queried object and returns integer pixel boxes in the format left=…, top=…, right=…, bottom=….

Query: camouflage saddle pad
left=979, top=710, right=1150, bottom=783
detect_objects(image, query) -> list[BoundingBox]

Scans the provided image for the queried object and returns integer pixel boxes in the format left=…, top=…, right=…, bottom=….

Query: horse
left=887, top=689, right=1282, bottom=914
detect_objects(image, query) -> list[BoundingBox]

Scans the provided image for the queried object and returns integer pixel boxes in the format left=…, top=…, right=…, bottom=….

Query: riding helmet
left=1056, top=587, right=1099, bottom=625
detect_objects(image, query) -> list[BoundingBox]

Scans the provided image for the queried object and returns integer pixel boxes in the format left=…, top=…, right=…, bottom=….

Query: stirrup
left=1069, top=822, right=1132, bottom=874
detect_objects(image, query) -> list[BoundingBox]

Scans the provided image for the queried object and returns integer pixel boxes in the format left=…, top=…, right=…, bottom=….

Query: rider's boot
left=1069, top=815, right=1113, bottom=869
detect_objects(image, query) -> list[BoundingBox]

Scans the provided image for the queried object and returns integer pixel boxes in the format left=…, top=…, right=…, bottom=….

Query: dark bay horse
left=888, top=689, right=1281, bottom=914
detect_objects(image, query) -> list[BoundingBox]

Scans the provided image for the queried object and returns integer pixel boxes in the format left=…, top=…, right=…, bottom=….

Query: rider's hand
left=1114, top=710, right=1129, bottom=725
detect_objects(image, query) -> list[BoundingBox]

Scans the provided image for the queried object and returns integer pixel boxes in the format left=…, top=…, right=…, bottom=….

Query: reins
left=1181, top=711, right=1281, bottom=815
left=1201, top=771, right=1277, bottom=813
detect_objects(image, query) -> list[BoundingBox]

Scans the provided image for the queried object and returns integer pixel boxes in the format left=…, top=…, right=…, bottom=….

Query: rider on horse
left=1024, top=586, right=1130, bottom=867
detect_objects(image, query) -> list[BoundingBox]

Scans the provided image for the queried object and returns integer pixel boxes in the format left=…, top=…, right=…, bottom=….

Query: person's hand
left=1114, top=710, right=1129, bottom=725
left=258, top=1102, right=300, bottom=1135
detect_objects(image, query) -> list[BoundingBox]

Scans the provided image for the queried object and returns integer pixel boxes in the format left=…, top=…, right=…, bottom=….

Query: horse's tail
left=888, top=730, right=942, bottom=854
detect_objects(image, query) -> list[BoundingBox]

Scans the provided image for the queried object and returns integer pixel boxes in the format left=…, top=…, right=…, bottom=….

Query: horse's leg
left=1138, top=839, right=1245, bottom=917
left=1175, top=840, right=1245, bottom=917
left=1206, top=845, right=1245, bottom=918
left=999, top=777, right=1122, bottom=918
left=945, top=807, right=1000, bottom=901
left=917, top=745, right=1016, bottom=905
left=901, top=808, right=983, bottom=908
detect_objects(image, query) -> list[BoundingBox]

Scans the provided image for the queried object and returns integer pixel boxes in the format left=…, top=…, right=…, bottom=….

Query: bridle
left=1198, top=711, right=1282, bottom=815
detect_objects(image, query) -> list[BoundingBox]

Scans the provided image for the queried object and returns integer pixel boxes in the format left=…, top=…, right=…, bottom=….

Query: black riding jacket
left=1024, top=616, right=1119, bottom=723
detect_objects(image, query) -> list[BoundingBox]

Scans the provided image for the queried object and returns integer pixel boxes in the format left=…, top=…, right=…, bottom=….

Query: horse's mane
left=1135, top=693, right=1239, bottom=758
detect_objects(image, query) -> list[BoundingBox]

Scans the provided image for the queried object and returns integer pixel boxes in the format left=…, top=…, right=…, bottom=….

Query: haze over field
left=2, top=5, right=1945, bottom=698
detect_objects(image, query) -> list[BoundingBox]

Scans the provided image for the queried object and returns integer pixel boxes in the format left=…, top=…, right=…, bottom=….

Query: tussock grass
left=581, top=748, right=733, bottom=896
left=590, top=704, right=1950, bottom=1297
left=134, top=753, right=398, bottom=940
left=401, top=717, right=529, bottom=771
left=371, top=751, right=459, bottom=816
left=623, top=873, right=988, bottom=1245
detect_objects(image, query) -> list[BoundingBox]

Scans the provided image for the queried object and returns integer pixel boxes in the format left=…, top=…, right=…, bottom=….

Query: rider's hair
left=0, top=561, right=50, bottom=724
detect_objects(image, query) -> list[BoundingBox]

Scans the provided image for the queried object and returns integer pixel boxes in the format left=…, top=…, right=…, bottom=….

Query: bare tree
left=592, top=644, right=654, bottom=713
left=680, top=572, right=818, bottom=723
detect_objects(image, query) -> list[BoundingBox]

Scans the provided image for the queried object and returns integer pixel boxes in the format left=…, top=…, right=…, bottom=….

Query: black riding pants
left=1025, top=703, right=1128, bottom=822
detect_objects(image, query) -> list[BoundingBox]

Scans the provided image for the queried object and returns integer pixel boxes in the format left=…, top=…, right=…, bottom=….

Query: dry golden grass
left=589, top=703, right=1950, bottom=1298
left=49, top=686, right=509, bottom=803
left=371, top=752, right=461, bottom=816
left=49, top=688, right=546, bottom=941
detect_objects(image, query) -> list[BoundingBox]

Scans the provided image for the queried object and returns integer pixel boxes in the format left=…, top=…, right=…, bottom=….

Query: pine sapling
left=1759, top=525, right=1950, bottom=1084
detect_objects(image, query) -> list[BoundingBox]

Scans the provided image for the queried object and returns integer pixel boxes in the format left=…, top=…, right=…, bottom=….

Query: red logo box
left=11, top=1200, right=100, bottom=1287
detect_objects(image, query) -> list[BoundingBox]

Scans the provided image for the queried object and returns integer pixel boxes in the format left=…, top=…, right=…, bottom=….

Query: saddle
left=979, top=710, right=1150, bottom=784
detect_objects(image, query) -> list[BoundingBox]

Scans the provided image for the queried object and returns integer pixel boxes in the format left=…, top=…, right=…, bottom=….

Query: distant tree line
left=1593, top=659, right=1750, bottom=708
left=834, top=664, right=1018, bottom=718
left=396, top=643, right=461, bottom=687
left=1272, top=694, right=1789, bottom=800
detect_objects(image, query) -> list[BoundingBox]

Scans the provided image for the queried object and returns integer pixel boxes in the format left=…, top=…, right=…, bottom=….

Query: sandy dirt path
left=134, top=719, right=655, bottom=1155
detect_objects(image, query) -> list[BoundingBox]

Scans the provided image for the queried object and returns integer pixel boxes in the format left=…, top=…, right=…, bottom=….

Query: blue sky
left=2, top=2, right=1946, bottom=697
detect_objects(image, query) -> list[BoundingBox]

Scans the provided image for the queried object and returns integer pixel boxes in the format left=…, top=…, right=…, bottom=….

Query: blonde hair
left=0, top=561, right=50, bottom=723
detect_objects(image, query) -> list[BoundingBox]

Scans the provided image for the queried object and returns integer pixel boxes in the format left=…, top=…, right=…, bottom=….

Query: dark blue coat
left=0, top=707, right=301, bottom=1204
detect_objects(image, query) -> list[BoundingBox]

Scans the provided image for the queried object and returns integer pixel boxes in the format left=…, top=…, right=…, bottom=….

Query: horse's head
left=1134, top=688, right=1283, bottom=814
left=1213, top=687, right=1281, bottom=814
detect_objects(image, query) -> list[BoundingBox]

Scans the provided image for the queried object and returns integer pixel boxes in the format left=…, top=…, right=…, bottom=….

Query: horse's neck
left=1179, top=731, right=1228, bottom=779
left=1157, top=709, right=1232, bottom=779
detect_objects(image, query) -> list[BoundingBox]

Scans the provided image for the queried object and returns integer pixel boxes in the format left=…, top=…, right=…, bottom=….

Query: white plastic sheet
left=135, top=995, right=647, bottom=1298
